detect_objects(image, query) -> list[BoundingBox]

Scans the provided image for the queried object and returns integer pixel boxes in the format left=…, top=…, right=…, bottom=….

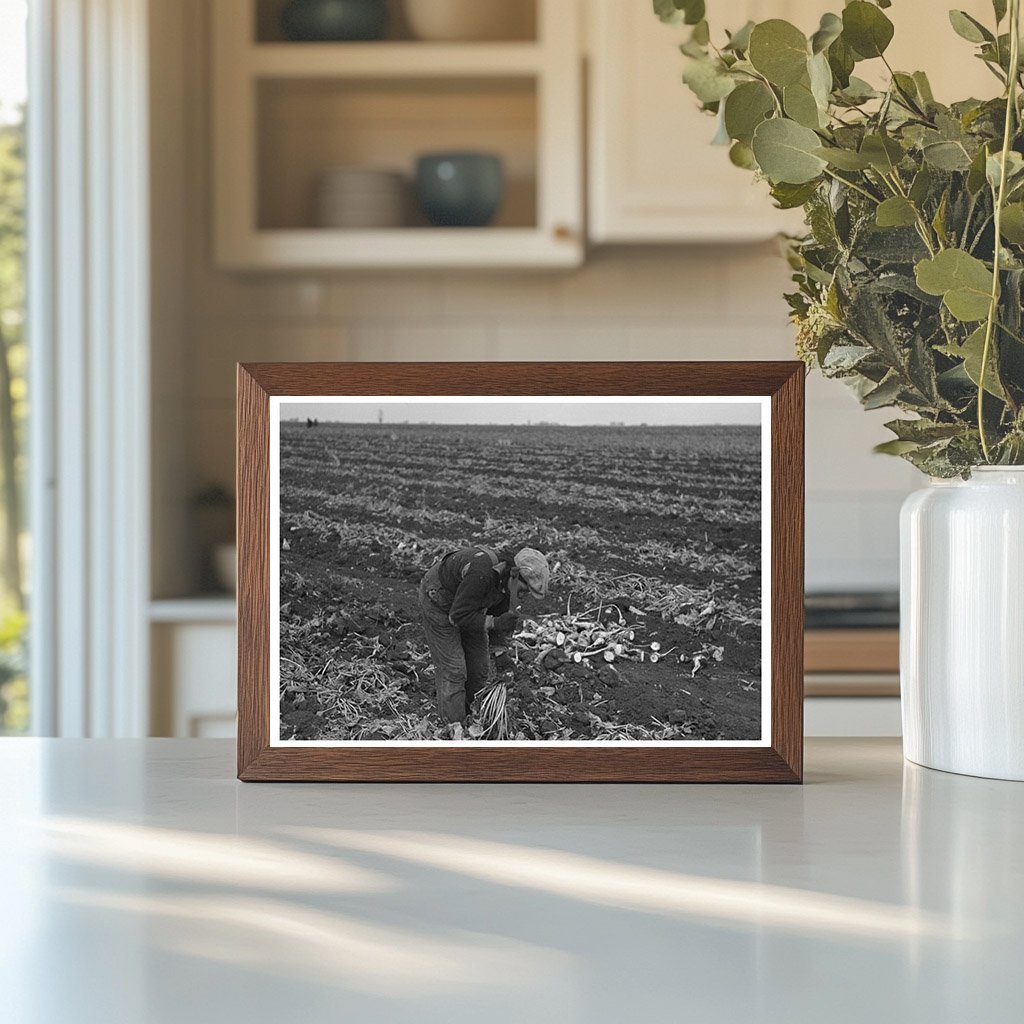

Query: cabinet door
left=587, top=0, right=996, bottom=244
left=866, top=0, right=996, bottom=102
left=587, top=0, right=809, bottom=243
left=212, top=0, right=584, bottom=269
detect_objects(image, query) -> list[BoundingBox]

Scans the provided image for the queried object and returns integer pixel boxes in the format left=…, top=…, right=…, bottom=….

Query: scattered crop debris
left=278, top=421, right=763, bottom=742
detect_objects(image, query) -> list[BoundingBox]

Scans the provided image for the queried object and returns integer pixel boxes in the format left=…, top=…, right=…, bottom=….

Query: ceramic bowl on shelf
left=403, top=0, right=534, bottom=42
left=315, top=167, right=408, bottom=229
left=280, top=0, right=389, bottom=42
left=414, top=152, right=504, bottom=227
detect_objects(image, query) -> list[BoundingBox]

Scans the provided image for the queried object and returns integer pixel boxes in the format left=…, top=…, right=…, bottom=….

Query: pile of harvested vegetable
left=278, top=421, right=762, bottom=742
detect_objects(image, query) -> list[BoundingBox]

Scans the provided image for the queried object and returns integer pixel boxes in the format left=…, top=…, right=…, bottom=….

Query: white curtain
left=28, top=0, right=150, bottom=736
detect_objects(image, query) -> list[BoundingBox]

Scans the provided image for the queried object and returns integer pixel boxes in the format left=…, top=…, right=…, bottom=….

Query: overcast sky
left=279, top=398, right=763, bottom=427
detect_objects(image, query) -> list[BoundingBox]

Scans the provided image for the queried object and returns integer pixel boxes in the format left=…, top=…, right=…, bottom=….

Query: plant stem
left=979, top=0, right=1021, bottom=462
left=884, top=170, right=939, bottom=254
left=962, top=191, right=980, bottom=249
left=968, top=212, right=994, bottom=253
left=997, top=319, right=1024, bottom=345
left=822, top=167, right=881, bottom=205
left=750, top=69, right=784, bottom=117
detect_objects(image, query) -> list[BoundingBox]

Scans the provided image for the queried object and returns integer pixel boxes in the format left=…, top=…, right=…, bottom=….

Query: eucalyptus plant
left=657, top=0, right=1024, bottom=475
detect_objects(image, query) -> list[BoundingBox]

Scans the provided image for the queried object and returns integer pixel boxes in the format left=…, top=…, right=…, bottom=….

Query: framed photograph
left=237, top=362, right=803, bottom=782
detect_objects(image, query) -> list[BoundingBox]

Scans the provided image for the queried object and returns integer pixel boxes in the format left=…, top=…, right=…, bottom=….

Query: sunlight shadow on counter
left=289, top=826, right=969, bottom=943
left=51, top=885, right=572, bottom=998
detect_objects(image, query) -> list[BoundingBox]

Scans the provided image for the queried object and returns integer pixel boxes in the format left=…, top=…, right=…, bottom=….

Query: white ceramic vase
left=900, top=467, right=1024, bottom=780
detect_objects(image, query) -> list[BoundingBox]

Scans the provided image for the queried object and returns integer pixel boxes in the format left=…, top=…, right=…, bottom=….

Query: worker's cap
left=514, top=548, right=550, bottom=598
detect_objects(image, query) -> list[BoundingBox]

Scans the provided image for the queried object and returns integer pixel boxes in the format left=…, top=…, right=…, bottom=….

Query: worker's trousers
left=418, top=576, right=490, bottom=723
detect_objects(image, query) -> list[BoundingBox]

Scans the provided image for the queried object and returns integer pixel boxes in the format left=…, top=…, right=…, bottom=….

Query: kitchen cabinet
left=587, top=0, right=998, bottom=244
left=211, top=0, right=583, bottom=269
left=150, top=600, right=237, bottom=738
left=587, top=0, right=813, bottom=243
left=805, top=628, right=901, bottom=736
left=212, top=0, right=1003, bottom=265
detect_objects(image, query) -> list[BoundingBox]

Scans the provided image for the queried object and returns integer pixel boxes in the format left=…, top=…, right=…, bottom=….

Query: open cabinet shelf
left=249, top=42, right=546, bottom=77
left=212, top=0, right=583, bottom=269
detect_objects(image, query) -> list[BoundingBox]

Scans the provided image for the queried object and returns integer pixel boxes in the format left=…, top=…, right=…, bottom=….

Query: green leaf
left=682, top=57, right=736, bottom=104
left=979, top=33, right=1015, bottom=74
left=913, top=71, right=935, bottom=104
left=861, top=133, right=904, bottom=173
left=909, top=164, right=933, bottom=205
left=836, top=76, right=879, bottom=104
left=891, top=72, right=924, bottom=112
left=923, top=140, right=973, bottom=171
left=729, top=140, right=757, bottom=170
left=654, top=0, right=705, bottom=26
left=806, top=190, right=841, bottom=249
left=808, top=51, right=833, bottom=109
left=771, top=180, right=820, bottom=209
left=939, top=325, right=1006, bottom=398
left=993, top=0, right=1008, bottom=24
left=748, top=20, right=809, bottom=86
left=885, top=418, right=964, bottom=443
left=863, top=374, right=903, bottom=409
left=814, top=146, right=872, bottom=170
left=967, top=144, right=991, bottom=194
left=653, top=0, right=681, bottom=23
left=915, top=249, right=994, bottom=322
left=1000, top=203, right=1024, bottom=245
left=784, top=80, right=824, bottom=129
left=828, top=36, right=856, bottom=88
left=875, top=439, right=922, bottom=455
left=723, top=81, right=775, bottom=144
left=932, top=190, right=950, bottom=247
left=986, top=150, right=1024, bottom=191
left=842, top=1, right=895, bottom=59
left=810, top=12, right=843, bottom=54
left=686, top=1, right=707, bottom=24
left=948, top=10, right=994, bottom=44
left=752, top=118, right=828, bottom=184
left=908, top=333, right=941, bottom=403
left=724, top=20, right=755, bottom=53
left=876, top=197, right=918, bottom=228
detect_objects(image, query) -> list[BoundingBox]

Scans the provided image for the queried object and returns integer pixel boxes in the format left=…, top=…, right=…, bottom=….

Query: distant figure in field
left=419, top=545, right=550, bottom=723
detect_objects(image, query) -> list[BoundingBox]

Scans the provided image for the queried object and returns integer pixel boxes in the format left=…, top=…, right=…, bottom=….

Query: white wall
left=158, top=0, right=920, bottom=599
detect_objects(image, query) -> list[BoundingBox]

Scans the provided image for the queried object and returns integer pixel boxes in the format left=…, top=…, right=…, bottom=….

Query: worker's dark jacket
left=424, top=546, right=515, bottom=633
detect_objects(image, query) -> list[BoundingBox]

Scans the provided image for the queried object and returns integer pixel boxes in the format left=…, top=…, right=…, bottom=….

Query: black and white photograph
left=271, top=397, right=770, bottom=745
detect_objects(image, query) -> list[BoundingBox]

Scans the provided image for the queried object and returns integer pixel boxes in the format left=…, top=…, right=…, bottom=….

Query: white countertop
left=1, top=738, right=1020, bottom=1023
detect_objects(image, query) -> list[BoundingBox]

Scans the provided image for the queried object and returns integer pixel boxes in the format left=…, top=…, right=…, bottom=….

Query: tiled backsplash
left=180, top=247, right=918, bottom=592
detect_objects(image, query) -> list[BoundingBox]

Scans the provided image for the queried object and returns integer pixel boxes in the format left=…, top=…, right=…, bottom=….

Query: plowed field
left=278, top=420, right=763, bottom=742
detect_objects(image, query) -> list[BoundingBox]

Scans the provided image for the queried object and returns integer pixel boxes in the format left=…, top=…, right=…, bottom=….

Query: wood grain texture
left=236, top=361, right=805, bottom=783
left=237, top=366, right=270, bottom=778
left=239, top=361, right=800, bottom=397
left=770, top=366, right=804, bottom=783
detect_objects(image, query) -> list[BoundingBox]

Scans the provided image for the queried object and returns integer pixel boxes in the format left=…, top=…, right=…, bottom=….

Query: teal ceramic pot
left=281, top=0, right=388, bottom=41
left=415, top=152, right=505, bottom=227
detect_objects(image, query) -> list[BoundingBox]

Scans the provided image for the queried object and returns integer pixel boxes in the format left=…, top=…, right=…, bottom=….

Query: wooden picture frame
left=237, top=362, right=804, bottom=782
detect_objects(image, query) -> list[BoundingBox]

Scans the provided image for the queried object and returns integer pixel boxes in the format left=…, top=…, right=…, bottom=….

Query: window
left=0, top=0, right=28, bottom=734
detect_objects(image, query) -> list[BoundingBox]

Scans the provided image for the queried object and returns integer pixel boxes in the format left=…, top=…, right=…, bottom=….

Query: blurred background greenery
left=0, top=82, right=28, bottom=734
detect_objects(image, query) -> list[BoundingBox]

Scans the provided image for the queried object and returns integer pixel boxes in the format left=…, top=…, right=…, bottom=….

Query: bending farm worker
left=418, top=545, right=550, bottom=723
